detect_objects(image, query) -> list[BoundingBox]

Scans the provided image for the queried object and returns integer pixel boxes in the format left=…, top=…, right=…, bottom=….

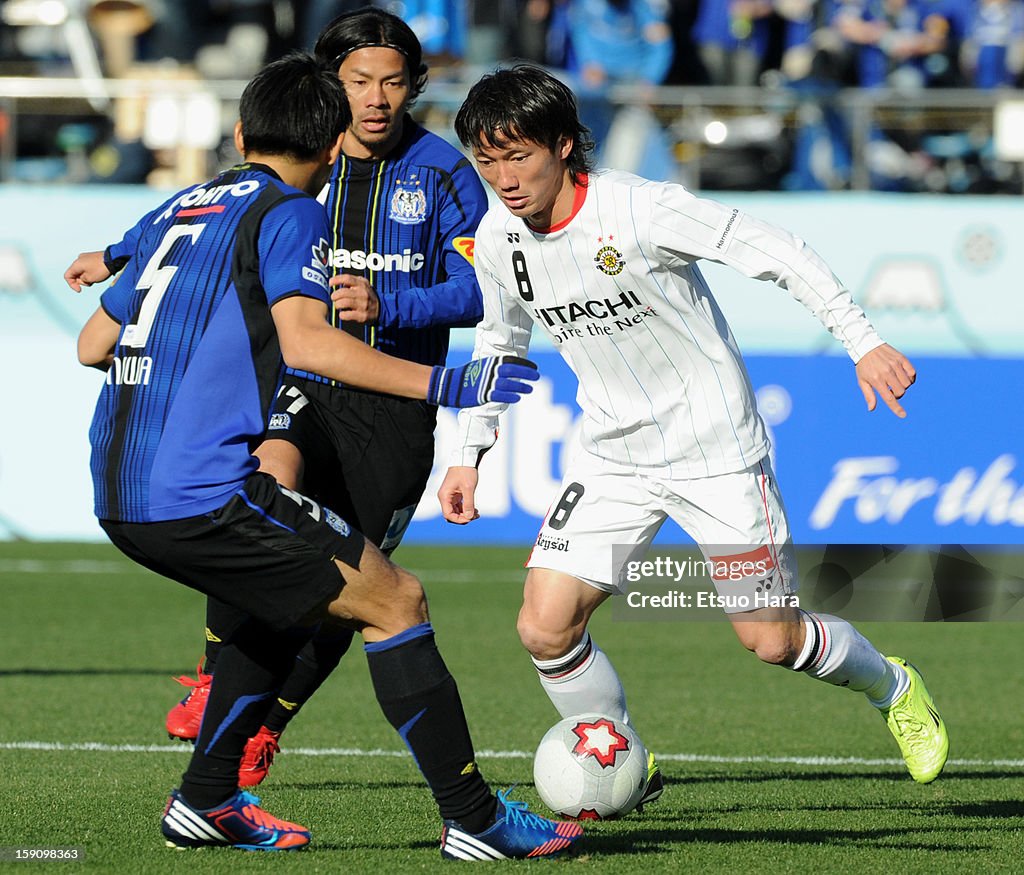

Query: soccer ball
left=532, top=713, right=648, bottom=820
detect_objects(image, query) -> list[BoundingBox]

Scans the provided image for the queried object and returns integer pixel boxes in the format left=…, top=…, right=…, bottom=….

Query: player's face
left=338, top=47, right=411, bottom=159
left=472, top=135, right=575, bottom=229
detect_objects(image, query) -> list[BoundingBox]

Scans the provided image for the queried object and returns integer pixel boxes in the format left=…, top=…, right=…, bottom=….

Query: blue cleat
left=161, top=788, right=310, bottom=851
left=440, top=788, right=583, bottom=860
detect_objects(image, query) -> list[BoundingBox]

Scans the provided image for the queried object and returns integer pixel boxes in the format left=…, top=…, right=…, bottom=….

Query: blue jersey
left=293, top=118, right=486, bottom=383
left=91, top=164, right=332, bottom=522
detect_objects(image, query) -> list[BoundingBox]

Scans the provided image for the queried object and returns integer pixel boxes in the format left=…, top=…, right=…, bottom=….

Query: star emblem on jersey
left=571, top=718, right=631, bottom=768
left=390, top=176, right=427, bottom=225
left=594, top=243, right=625, bottom=276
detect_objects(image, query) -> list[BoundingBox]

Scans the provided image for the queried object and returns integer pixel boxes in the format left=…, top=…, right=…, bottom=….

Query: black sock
left=365, top=623, right=496, bottom=833
left=262, top=626, right=355, bottom=734
left=180, top=620, right=315, bottom=809
left=201, top=598, right=249, bottom=674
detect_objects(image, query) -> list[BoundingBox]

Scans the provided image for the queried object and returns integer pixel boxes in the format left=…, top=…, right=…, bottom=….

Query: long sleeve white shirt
left=453, top=169, right=884, bottom=478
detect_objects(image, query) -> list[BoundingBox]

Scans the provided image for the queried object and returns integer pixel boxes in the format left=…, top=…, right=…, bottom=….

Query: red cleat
left=239, top=726, right=281, bottom=788
left=165, top=663, right=211, bottom=742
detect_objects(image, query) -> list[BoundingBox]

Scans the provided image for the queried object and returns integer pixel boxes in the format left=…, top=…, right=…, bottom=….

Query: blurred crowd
left=7, top=1, right=1022, bottom=89
left=2, top=0, right=1023, bottom=190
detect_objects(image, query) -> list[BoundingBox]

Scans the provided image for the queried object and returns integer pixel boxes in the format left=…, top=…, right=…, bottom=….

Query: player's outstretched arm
left=64, top=250, right=112, bottom=292
left=438, top=466, right=481, bottom=524
left=272, top=296, right=537, bottom=407
left=855, top=343, right=917, bottom=418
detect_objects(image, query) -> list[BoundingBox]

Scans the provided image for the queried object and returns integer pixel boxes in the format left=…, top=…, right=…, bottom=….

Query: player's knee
left=753, top=639, right=796, bottom=666
left=342, top=561, right=428, bottom=634
left=516, top=609, right=581, bottom=661
left=387, top=567, right=429, bottom=627
left=736, top=624, right=800, bottom=666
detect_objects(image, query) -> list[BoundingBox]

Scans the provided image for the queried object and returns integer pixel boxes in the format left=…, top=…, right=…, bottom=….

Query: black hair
left=314, top=6, right=428, bottom=101
left=239, top=52, right=350, bottom=161
left=454, top=65, right=595, bottom=180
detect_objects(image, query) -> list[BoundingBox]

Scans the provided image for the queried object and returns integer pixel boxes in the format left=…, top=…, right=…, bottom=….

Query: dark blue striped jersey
left=291, top=118, right=486, bottom=382
left=90, top=164, right=332, bottom=522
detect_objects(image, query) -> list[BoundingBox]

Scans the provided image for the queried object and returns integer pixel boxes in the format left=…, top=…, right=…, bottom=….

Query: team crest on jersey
left=390, top=175, right=427, bottom=225
left=268, top=413, right=291, bottom=430
left=324, top=508, right=351, bottom=537
left=594, top=236, right=625, bottom=276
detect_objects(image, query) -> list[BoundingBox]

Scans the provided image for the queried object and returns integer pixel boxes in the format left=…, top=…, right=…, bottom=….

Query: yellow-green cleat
left=634, top=752, right=664, bottom=813
left=881, top=656, right=948, bottom=784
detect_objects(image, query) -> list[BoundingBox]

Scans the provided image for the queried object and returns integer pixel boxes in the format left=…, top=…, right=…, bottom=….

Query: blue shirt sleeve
left=103, top=190, right=187, bottom=273
left=375, top=158, right=487, bottom=330
left=259, top=195, right=333, bottom=308
left=98, top=253, right=142, bottom=324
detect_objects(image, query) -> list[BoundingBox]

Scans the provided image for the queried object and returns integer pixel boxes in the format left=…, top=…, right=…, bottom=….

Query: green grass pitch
left=1, top=541, right=1023, bottom=872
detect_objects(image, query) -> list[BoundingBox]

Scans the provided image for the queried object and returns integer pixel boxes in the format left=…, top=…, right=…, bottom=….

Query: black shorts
left=101, top=473, right=366, bottom=631
left=265, top=376, right=436, bottom=552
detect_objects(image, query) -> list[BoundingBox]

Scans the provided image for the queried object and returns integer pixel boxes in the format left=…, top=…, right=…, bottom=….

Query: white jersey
left=454, top=169, right=884, bottom=478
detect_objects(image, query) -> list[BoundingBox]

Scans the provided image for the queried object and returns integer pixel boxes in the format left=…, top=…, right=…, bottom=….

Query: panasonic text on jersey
left=331, top=248, right=426, bottom=273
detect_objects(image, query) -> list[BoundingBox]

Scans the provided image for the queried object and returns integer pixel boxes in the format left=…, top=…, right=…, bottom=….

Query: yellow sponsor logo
left=204, top=627, right=222, bottom=643
left=453, top=236, right=475, bottom=266
left=460, top=761, right=477, bottom=776
left=277, top=698, right=299, bottom=711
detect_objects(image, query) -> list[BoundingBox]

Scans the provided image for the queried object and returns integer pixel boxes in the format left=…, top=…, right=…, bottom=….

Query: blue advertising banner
left=745, top=355, right=1024, bottom=544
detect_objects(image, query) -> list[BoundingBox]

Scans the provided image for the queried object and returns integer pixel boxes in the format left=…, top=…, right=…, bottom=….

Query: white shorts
left=525, top=450, right=797, bottom=613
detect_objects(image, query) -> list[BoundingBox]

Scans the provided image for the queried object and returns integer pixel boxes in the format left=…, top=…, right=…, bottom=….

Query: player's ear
left=558, top=137, right=573, bottom=161
left=328, top=131, right=344, bottom=165
left=233, top=121, right=245, bottom=157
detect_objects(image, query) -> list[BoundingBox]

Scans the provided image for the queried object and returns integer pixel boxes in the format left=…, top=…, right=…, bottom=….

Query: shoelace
left=237, top=792, right=292, bottom=830
left=892, top=710, right=929, bottom=746
left=252, top=733, right=280, bottom=767
left=172, top=663, right=211, bottom=690
left=496, top=788, right=555, bottom=831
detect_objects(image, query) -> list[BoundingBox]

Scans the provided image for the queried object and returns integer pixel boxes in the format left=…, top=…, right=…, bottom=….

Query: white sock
left=792, top=611, right=909, bottom=708
left=531, top=633, right=630, bottom=723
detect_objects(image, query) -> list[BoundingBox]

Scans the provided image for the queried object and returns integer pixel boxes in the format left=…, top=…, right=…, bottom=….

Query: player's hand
left=438, top=466, right=480, bottom=524
left=426, top=356, right=539, bottom=408
left=64, top=251, right=111, bottom=292
left=855, top=343, right=916, bottom=418
left=330, top=274, right=380, bottom=324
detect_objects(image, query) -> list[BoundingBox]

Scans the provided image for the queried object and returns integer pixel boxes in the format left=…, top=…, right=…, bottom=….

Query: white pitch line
left=0, top=559, right=525, bottom=584
left=2, top=741, right=1022, bottom=769
left=0, top=559, right=135, bottom=574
